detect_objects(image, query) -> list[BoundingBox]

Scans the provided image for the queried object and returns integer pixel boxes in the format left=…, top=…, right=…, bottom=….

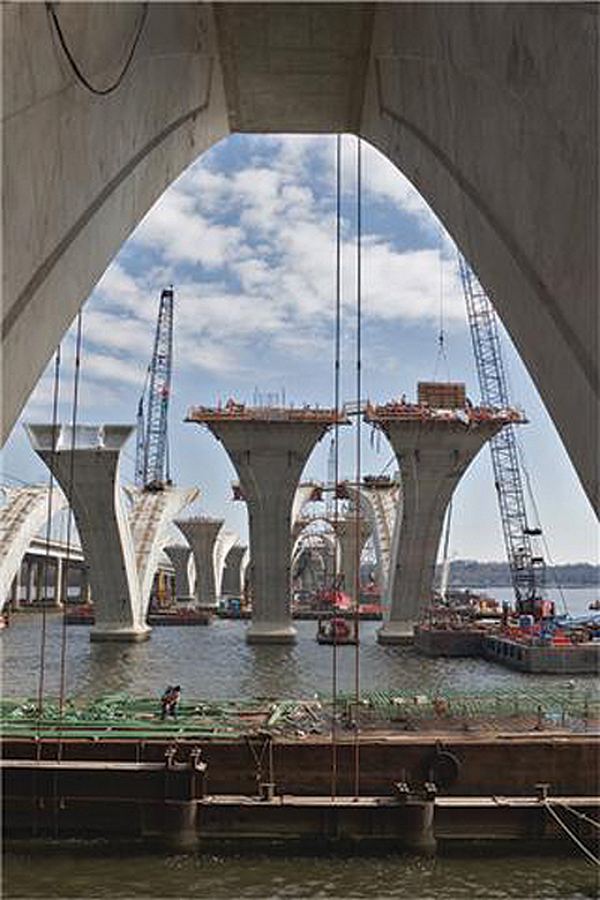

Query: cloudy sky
left=3, top=134, right=597, bottom=563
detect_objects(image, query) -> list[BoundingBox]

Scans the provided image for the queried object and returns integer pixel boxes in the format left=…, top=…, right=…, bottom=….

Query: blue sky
left=3, top=134, right=597, bottom=563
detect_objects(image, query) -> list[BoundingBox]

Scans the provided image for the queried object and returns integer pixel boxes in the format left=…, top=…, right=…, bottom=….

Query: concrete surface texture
left=2, top=4, right=597, bottom=513
left=292, top=532, right=336, bottom=595
left=378, top=420, right=504, bottom=643
left=0, top=485, right=67, bottom=612
left=220, top=544, right=248, bottom=598
left=214, top=529, right=238, bottom=599
left=196, top=420, right=335, bottom=642
left=332, top=515, right=371, bottom=605
left=291, top=482, right=323, bottom=528
left=343, top=481, right=402, bottom=598
left=125, top=485, right=200, bottom=618
left=163, top=544, right=194, bottom=602
left=175, top=517, right=224, bottom=609
left=25, top=424, right=149, bottom=641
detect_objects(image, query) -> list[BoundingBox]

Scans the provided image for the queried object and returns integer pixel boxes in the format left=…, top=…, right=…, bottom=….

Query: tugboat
left=316, top=615, right=358, bottom=645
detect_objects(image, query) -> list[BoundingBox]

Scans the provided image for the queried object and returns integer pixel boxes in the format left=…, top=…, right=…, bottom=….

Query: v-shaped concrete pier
left=27, top=424, right=197, bottom=640
left=175, top=517, right=226, bottom=610
left=364, top=397, right=522, bottom=643
left=186, top=404, right=348, bottom=642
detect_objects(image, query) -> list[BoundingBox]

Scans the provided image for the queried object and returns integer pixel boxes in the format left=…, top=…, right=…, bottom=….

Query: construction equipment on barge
left=459, top=257, right=547, bottom=618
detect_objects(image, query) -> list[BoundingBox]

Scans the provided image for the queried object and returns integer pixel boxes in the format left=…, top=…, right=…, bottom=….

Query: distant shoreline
left=434, top=561, right=599, bottom=591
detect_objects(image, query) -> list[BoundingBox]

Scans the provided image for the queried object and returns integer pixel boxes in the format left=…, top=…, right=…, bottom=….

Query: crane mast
left=135, top=287, right=174, bottom=492
left=458, top=256, right=545, bottom=614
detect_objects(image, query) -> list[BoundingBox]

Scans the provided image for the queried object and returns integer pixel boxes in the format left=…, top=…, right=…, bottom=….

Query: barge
left=2, top=691, right=598, bottom=854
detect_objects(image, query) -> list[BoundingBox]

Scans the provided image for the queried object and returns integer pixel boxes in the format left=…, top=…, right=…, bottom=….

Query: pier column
left=52, top=556, right=63, bottom=608
left=26, top=423, right=149, bottom=641
left=25, top=558, right=35, bottom=605
left=186, top=407, right=347, bottom=643
left=164, top=544, right=194, bottom=603
left=220, top=544, right=248, bottom=599
left=214, top=530, right=238, bottom=600
left=364, top=403, right=512, bottom=643
left=175, top=517, right=224, bottom=610
left=10, top=574, right=19, bottom=610
left=333, top=516, right=371, bottom=606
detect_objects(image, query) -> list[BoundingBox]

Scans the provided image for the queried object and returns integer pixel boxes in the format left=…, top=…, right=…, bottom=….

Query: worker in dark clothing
left=160, top=685, right=181, bottom=720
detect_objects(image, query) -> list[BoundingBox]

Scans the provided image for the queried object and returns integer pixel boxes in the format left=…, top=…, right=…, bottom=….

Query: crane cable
left=353, top=135, right=363, bottom=798
left=330, top=133, right=342, bottom=799
left=58, top=311, right=84, bottom=733
left=432, top=226, right=450, bottom=382
left=46, top=2, right=149, bottom=97
left=36, top=347, right=62, bottom=729
left=543, top=800, right=600, bottom=868
left=516, top=439, right=569, bottom=616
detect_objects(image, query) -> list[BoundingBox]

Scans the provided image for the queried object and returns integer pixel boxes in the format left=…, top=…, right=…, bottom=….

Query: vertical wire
left=353, top=135, right=362, bottom=798
left=58, top=311, right=83, bottom=723
left=330, top=132, right=342, bottom=799
left=37, top=347, right=62, bottom=725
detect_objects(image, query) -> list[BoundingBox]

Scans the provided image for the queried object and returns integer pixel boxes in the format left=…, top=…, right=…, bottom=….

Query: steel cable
left=37, top=347, right=62, bottom=727
left=544, top=800, right=600, bottom=868
left=330, top=133, right=342, bottom=799
left=58, top=311, right=84, bottom=728
left=353, top=135, right=363, bottom=798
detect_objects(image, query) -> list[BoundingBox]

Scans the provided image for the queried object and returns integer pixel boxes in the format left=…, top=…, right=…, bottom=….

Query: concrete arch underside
left=3, top=3, right=597, bottom=513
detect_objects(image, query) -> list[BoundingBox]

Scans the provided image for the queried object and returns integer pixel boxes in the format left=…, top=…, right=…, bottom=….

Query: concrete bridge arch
left=3, top=3, right=597, bottom=512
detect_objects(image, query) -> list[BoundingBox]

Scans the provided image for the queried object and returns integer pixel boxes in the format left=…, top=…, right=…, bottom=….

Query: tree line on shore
left=434, top=560, right=599, bottom=588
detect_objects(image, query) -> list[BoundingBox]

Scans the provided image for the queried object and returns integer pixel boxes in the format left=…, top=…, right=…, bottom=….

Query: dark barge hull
left=3, top=734, right=598, bottom=852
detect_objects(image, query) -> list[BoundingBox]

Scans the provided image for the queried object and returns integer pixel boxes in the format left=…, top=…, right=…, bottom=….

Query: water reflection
left=2, top=589, right=599, bottom=704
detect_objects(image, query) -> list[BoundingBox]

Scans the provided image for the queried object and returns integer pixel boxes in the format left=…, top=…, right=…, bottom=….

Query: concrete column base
left=246, top=622, right=297, bottom=644
left=90, top=627, right=151, bottom=643
left=377, top=622, right=415, bottom=645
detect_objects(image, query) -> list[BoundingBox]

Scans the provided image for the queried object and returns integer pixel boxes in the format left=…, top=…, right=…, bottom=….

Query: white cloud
left=134, top=190, right=243, bottom=269
left=73, top=136, right=465, bottom=386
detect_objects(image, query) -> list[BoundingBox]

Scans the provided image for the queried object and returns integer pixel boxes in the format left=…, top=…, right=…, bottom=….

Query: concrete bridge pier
left=164, top=544, right=194, bottom=604
left=175, top=517, right=224, bottom=611
left=187, top=408, right=347, bottom=643
left=364, top=408, right=508, bottom=644
left=0, top=485, right=67, bottom=612
left=26, top=423, right=149, bottom=641
left=220, top=544, right=248, bottom=600
left=333, top=516, right=371, bottom=606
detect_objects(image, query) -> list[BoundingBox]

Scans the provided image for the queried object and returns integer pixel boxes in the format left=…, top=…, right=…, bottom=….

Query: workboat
left=316, top=616, right=358, bottom=645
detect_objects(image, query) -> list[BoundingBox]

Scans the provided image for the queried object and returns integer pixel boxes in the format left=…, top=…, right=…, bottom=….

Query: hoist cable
left=516, top=439, right=569, bottom=615
left=46, top=2, right=148, bottom=97
left=37, top=347, right=62, bottom=726
left=433, top=226, right=450, bottom=382
left=58, top=311, right=84, bottom=725
left=353, top=135, right=363, bottom=798
left=330, top=133, right=342, bottom=799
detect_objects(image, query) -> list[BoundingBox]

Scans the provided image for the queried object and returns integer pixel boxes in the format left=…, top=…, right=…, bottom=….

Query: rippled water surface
left=2, top=588, right=598, bottom=898
left=3, top=844, right=598, bottom=899
left=2, top=588, right=597, bottom=703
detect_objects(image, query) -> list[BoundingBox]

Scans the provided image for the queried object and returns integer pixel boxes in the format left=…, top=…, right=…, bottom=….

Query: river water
left=2, top=587, right=599, bottom=899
